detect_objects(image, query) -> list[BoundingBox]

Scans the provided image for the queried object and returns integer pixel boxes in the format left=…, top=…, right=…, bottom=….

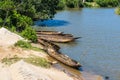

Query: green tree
left=115, top=6, right=120, bottom=15
left=95, top=0, right=119, bottom=7
left=14, top=0, right=59, bottom=20
left=0, top=0, right=59, bottom=42
left=56, top=0, right=66, bottom=10
left=66, top=0, right=83, bottom=8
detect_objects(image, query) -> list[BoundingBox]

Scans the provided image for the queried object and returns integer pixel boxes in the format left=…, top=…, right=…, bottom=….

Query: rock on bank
left=0, top=27, right=23, bottom=47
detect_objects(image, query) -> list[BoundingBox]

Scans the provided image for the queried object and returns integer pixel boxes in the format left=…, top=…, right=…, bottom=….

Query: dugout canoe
left=47, top=47, right=81, bottom=69
left=36, top=31, right=63, bottom=35
left=37, top=34, right=80, bottom=43
left=38, top=39, right=60, bottom=51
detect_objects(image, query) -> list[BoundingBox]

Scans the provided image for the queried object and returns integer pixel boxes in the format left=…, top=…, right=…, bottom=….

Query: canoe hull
left=36, top=31, right=63, bottom=35
left=47, top=48, right=81, bottom=69
left=37, top=34, right=78, bottom=43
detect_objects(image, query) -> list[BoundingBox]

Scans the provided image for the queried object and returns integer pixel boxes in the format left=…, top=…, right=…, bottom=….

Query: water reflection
left=56, top=40, right=79, bottom=48
left=34, top=19, right=69, bottom=27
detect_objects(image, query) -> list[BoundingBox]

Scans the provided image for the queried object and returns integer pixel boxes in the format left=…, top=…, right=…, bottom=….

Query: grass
left=24, top=55, right=50, bottom=68
left=1, top=55, right=50, bottom=68
left=14, top=40, right=43, bottom=51
left=1, top=55, right=22, bottom=65
left=14, top=40, right=32, bottom=48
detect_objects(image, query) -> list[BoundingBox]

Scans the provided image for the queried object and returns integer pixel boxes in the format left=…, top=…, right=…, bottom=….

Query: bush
left=65, top=0, right=83, bottom=8
left=95, top=0, right=119, bottom=7
left=57, top=0, right=66, bottom=10
left=21, top=27, right=37, bottom=42
left=84, top=2, right=100, bottom=7
left=15, top=40, right=32, bottom=49
left=115, top=7, right=120, bottom=15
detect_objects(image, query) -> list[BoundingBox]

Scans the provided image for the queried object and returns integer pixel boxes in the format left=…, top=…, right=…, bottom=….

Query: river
left=34, top=8, right=120, bottom=80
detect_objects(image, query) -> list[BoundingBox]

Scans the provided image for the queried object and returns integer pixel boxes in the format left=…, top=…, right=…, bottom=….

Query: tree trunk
left=83, top=0, right=86, bottom=3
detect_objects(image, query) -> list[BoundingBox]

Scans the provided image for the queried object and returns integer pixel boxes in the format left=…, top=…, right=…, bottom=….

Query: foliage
left=57, top=0, right=83, bottom=9
left=0, top=0, right=59, bottom=42
left=115, top=6, right=120, bottom=15
left=10, top=0, right=59, bottom=20
left=11, top=10, right=33, bottom=32
left=21, top=27, right=37, bottom=42
left=15, top=40, right=32, bottom=49
left=24, top=55, right=50, bottom=68
left=57, top=0, right=66, bottom=10
left=15, top=40, right=43, bottom=51
left=66, top=0, right=83, bottom=8
left=94, top=0, right=119, bottom=7
left=84, top=2, right=100, bottom=7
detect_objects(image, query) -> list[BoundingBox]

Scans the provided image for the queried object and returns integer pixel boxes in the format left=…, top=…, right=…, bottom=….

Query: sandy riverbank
left=0, top=27, right=103, bottom=80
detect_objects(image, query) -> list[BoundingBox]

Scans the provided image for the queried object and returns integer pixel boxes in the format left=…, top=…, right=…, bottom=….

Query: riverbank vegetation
left=57, top=0, right=83, bottom=10
left=57, top=0, right=119, bottom=10
left=95, top=0, right=119, bottom=7
left=0, top=0, right=59, bottom=42
left=15, top=40, right=43, bottom=51
left=57, top=0, right=120, bottom=9
left=2, top=55, right=50, bottom=68
left=115, top=6, right=120, bottom=15
left=24, top=55, right=50, bottom=68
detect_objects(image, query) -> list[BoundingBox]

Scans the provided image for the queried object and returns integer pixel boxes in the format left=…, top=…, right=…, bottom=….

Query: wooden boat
left=47, top=47, right=81, bottom=69
left=36, top=31, right=63, bottom=35
left=38, top=39, right=60, bottom=51
left=37, top=34, right=80, bottom=43
left=37, top=39, right=81, bottom=68
left=59, top=34, right=73, bottom=37
left=36, top=31, right=73, bottom=37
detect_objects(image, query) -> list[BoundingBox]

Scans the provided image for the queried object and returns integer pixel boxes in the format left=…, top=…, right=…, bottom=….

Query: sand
left=0, top=60, right=73, bottom=80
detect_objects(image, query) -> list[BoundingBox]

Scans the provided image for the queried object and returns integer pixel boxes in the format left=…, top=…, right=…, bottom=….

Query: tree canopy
left=94, top=0, right=119, bottom=7
left=0, top=0, right=59, bottom=42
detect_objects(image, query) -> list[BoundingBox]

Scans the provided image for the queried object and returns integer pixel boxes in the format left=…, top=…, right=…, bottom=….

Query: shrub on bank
left=115, top=7, right=120, bottom=15
left=66, top=0, right=83, bottom=8
left=95, top=0, right=119, bottom=7
left=15, top=40, right=32, bottom=49
left=84, top=2, right=100, bottom=7
left=57, top=0, right=83, bottom=9
left=57, top=0, right=66, bottom=10
left=21, top=27, right=37, bottom=43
